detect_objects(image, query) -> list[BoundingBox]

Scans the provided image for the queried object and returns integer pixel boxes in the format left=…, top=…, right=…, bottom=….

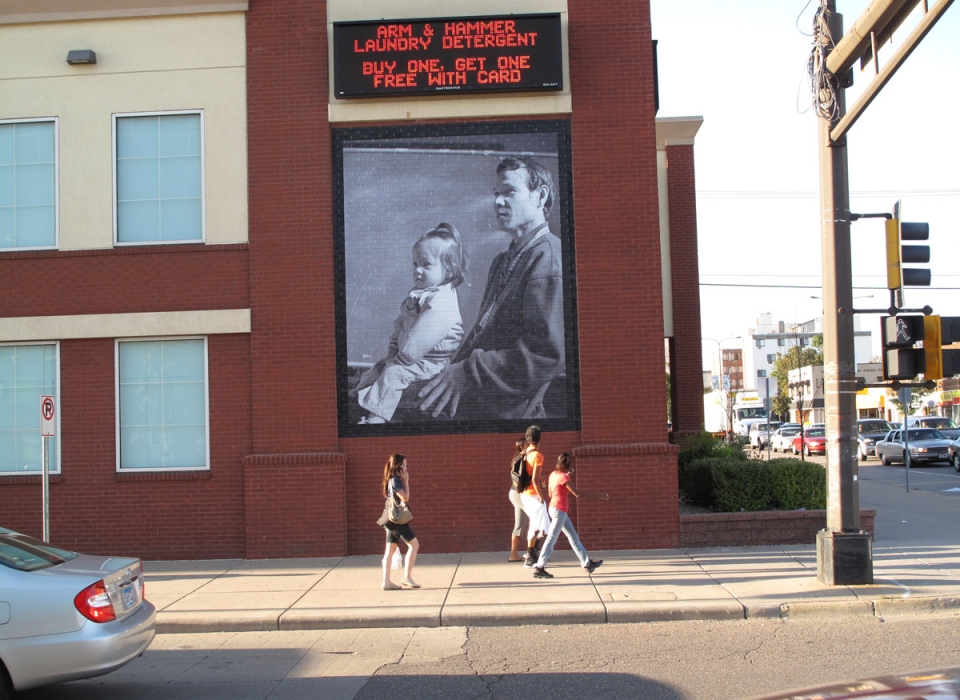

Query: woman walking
left=508, top=437, right=530, bottom=562
left=378, top=453, right=420, bottom=590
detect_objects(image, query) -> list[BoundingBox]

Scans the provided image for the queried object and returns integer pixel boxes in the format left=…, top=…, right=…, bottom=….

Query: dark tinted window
left=908, top=429, right=945, bottom=441
left=858, top=421, right=891, bottom=433
left=0, top=530, right=78, bottom=572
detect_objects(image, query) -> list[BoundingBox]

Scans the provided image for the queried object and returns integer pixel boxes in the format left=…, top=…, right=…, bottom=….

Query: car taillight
left=74, top=580, right=116, bottom=623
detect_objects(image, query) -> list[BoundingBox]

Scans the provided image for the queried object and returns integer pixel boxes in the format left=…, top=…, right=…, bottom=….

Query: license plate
left=121, top=583, right=137, bottom=610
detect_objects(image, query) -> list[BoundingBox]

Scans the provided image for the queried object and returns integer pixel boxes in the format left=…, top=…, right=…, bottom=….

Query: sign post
left=40, top=395, right=56, bottom=542
left=899, top=387, right=912, bottom=492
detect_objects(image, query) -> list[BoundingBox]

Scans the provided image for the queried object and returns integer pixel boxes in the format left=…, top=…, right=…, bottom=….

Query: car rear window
left=859, top=421, right=890, bottom=433
left=908, top=429, right=945, bottom=441
left=0, top=531, right=78, bottom=572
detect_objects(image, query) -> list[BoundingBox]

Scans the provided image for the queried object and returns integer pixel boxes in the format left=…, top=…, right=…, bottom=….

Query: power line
left=697, top=188, right=960, bottom=199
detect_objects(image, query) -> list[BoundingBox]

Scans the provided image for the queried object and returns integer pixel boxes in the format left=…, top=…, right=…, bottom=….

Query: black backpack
left=511, top=450, right=532, bottom=493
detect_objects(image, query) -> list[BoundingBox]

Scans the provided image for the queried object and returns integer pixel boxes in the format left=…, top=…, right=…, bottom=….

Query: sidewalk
left=144, top=543, right=960, bottom=633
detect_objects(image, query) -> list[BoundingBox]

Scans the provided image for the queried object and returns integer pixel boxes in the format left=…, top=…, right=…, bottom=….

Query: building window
left=757, top=370, right=767, bottom=378
left=114, top=112, right=204, bottom=245
left=778, top=339, right=785, bottom=346
left=756, top=339, right=765, bottom=348
left=117, top=338, right=208, bottom=470
left=0, top=119, right=57, bottom=250
left=0, top=343, right=59, bottom=474
left=766, top=354, right=776, bottom=364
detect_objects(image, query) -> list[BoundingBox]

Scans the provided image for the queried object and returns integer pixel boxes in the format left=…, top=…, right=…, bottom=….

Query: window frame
left=112, top=110, right=206, bottom=247
left=114, top=335, right=210, bottom=473
left=0, top=117, right=60, bottom=251
left=0, top=341, right=61, bottom=477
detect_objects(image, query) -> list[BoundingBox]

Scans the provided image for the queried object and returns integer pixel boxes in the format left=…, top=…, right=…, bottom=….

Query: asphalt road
left=20, top=617, right=960, bottom=700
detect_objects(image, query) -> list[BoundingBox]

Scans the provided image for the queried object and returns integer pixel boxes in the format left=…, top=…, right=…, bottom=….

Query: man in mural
left=417, top=156, right=565, bottom=420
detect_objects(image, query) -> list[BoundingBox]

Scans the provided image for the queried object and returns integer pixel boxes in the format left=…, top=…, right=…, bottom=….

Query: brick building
left=0, top=0, right=703, bottom=559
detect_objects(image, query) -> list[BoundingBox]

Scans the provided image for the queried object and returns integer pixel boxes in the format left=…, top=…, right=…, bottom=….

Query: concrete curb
left=874, top=595, right=960, bottom=618
left=441, top=602, right=606, bottom=627
left=779, top=599, right=877, bottom=618
left=605, top=600, right=745, bottom=623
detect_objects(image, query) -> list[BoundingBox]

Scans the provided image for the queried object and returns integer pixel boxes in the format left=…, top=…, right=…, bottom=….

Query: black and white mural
left=334, top=121, right=580, bottom=436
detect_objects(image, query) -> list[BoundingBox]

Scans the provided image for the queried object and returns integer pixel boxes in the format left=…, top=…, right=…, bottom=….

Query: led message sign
left=333, top=14, right=563, bottom=98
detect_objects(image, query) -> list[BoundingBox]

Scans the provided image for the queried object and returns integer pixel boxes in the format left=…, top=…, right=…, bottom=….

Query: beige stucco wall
left=326, top=0, right=571, bottom=123
left=0, top=12, right=248, bottom=250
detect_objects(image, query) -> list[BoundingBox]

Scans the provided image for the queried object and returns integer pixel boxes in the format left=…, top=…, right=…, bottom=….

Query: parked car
left=857, top=418, right=893, bottom=461
left=908, top=416, right=960, bottom=440
left=749, top=666, right=960, bottom=700
left=947, top=437, right=960, bottom=472
left=0, top=527, right=155, bottom=695
left=792, top=427, right=826, bottom=456
left=875, top=428, right=953, bottom=466
left=748, top=421, right=783, bottom=448
left=771, top=425, right=802, bottom=452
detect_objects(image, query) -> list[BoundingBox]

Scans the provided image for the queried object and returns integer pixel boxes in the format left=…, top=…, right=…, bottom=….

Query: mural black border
left=332, top=118, right=580, bottom=438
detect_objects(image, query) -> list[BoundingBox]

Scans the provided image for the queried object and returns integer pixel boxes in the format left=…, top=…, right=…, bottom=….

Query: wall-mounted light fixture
left=66, top=50, right=97, bottom=65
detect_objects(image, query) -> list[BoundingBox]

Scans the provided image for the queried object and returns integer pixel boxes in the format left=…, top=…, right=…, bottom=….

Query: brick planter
left=679, top=509, right=876, bottom=548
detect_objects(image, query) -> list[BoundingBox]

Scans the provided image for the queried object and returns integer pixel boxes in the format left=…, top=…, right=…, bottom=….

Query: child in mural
left=353, top=223, right=466, bottom=424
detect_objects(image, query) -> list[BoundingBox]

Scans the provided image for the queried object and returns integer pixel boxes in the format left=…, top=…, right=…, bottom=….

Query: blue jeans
left=536, top=507, right=590, bottom=569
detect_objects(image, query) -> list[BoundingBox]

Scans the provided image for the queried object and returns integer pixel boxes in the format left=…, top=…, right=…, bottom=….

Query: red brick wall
left=680, top=510, right=877, bottom=548
left=0, top=244, right=248, bottom=318
left=237, top=0, right=681, bottom=558
left=0, top=335, right=251, bottom=560
left=666, top=144, right=705, bottom=435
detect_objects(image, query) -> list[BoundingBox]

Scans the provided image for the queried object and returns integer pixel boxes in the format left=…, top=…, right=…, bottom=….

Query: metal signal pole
left=815, top=1, right=872, bottom=584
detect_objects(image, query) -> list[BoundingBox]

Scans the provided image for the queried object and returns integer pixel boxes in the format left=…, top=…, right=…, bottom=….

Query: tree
left=770, top=335, right=823, bottom=420
left=889, top=387, right=931, bottom=418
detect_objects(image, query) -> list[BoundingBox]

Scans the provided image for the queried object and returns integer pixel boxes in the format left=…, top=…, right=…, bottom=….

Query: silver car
left=875, top=428, right=953, bottom=466
left=771, top=425, right=801, bottom=452
left=0, top=527, right=155, bottom=694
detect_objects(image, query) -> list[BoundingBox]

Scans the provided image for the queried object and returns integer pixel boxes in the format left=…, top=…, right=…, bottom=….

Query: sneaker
left=533, top=567, right=554, bottom=579
left=523, top=556, right=536, bottom=569
left=382, top=581, right=401, bottom=590
left=400, top=578, right=421, bottom=589
left=584, top=559, right=603, bottom=574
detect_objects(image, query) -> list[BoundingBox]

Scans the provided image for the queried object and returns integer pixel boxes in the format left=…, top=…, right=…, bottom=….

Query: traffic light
left=881, top=315, right=925, bottom=380
left=885, top=215, right=930, bottom=289
left=882, top=315, right=960, bottom=381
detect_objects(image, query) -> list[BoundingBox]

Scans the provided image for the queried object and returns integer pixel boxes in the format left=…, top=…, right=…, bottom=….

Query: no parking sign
left=41, top=395, right=56, bottom=437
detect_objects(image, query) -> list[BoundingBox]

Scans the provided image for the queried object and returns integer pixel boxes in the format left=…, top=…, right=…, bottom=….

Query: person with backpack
left=518, top=425, right=550, bottom=567
left=532, top=452, right=606, bottom=579
left=508, top=437, right=530, bottom=562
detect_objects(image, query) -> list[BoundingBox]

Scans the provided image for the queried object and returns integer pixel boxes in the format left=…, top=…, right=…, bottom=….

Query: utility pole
left=811, top=0, right=954, bottom=584
left=815, top=1, right=871, bottom=584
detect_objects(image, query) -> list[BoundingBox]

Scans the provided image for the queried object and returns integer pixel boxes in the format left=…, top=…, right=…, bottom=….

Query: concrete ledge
left=780, top=599, right=876, bottom=619
left=280, top=606, right=441, bottom=630
left=874, top=596, right=960, bottom=618
left=156, top=610, right=282, bottom=633
left=680, top=510, right=876, bottom=548
left=605, top=599, right=744, bottom=623
left=441, top=602, right=606, bottom=627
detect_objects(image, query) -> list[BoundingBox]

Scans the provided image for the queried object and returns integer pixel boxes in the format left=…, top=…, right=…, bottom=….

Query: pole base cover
left=816, top=530, right=873, bottom=585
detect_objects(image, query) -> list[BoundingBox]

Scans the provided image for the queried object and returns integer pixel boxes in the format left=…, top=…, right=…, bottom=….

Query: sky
left=649, top=0, right=960, bottom=372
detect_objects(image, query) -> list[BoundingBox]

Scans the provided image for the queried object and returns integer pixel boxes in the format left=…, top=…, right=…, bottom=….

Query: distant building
left=741, top=313, right=872, bottom=391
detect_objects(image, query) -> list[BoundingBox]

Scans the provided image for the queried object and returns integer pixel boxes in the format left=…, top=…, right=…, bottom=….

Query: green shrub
left=677, top=432, right=826, bottom=512
left=767, top=458, right=827, bottom=510
left=677, top=432, right=747, bottom=506
left=711, top=459, right=773, bottom=512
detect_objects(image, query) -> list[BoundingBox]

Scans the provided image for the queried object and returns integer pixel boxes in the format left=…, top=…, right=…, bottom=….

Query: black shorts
left=384, top=521, right=416, bottom=544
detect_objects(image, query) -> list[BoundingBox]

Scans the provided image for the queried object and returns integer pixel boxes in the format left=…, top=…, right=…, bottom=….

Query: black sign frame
left=333, top=13, right=564, bottom=99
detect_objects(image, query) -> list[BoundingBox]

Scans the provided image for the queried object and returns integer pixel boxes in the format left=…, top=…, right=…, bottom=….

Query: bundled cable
left=808, top=1, right=839, bottom=121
